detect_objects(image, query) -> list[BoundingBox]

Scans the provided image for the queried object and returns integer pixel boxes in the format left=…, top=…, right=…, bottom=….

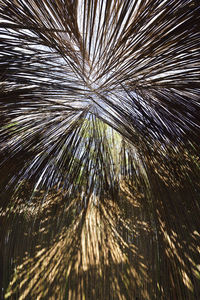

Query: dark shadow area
left=1, top=152, right=200, bottom=300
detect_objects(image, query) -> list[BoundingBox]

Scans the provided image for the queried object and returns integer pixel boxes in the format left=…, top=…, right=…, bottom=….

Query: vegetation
left=0, top=0, right=200, bottom=299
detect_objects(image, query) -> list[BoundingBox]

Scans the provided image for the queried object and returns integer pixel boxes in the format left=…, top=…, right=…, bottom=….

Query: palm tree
left=0, top=0, right=200, bottom=299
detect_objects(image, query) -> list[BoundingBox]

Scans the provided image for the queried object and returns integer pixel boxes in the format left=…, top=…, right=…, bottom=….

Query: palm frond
left=0, top=0, right=200, bottom=299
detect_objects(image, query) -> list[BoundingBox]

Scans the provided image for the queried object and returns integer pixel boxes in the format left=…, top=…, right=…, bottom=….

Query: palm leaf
left=0, top=0, right=200, bottom=299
